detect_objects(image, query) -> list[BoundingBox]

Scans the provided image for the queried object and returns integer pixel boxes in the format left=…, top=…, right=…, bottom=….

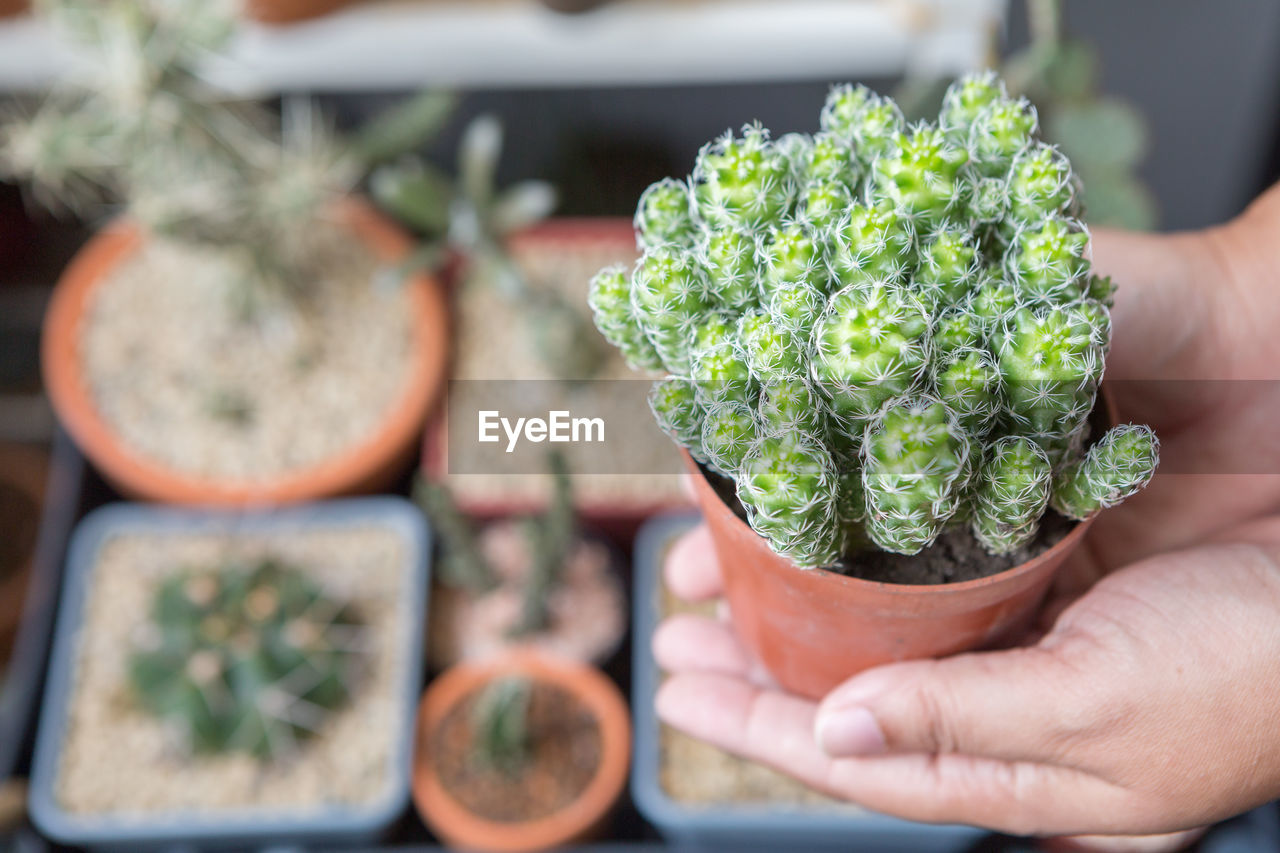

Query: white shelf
left=0, top=0, right=1003, bottom=92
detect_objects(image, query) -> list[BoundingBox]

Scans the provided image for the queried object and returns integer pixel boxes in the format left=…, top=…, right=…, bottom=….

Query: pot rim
left=40, top=197, right=449, bottom=506
left=412, top=650, right=631, bottom=853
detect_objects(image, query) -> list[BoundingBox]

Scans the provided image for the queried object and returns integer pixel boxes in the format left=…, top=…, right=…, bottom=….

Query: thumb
left=814, top=644, right=1095, bottom=763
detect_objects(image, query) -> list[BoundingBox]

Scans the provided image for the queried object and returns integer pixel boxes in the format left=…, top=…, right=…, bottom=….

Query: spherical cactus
left=128, top=558, right=364, bottom=759
left=811, top=279, right=930, bottom=424
left=590, top=72, right=1158, bottom=567
left=832, top=203, right=916, bottom=284
left=693, top=123, right=793, bottom=231
left=871, top=124, right=970, bottom=225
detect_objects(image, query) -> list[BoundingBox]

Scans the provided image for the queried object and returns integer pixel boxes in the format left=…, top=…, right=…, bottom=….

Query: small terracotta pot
left=41, top=198, right=449, bottom=506
left=243, top=0, right=362, bottom=25
left=412, top=651, right=631, bottom=852
left=686, top=452, right=1095, bottom=700
left=0, top=0, right=27, bottom=19
left=0, top=443, right=47, bottom=661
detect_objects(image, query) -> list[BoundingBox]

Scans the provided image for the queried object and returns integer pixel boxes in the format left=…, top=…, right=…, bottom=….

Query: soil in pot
left=80, top=220, right=415, bottom=482
left=441, top=224, right=685, bottom=514
left=430, top=680, right=601, bottom=822
left=56, top=524, right=413, bottom=816
left=428, top=520, right=626, bottom=669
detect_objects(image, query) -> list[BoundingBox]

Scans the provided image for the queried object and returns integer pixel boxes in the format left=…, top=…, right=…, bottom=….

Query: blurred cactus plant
left=414, top=451, right=578, bottom=633
left=470, top=676, right=533, bottom=775
left=127, top=558, right=366, bottom=759
left=588, top=73, right=1159, bottom=567
left=371, top=115, right=605, bottom=380
left=0, top=0, right=451, bottom=311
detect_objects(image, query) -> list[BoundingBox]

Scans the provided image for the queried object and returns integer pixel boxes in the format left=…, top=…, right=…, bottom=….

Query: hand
left=654, top=183, right=1280, bottom=843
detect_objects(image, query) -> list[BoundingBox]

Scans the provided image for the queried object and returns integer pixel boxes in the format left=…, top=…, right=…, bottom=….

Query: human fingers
left=655, top=671, right=1137, bottom=836
left=663, top=523, right=723, bottom=601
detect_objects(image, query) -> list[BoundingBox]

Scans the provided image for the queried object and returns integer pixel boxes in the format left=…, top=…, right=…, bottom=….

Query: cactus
left=588, top=72, right=1159, bottom=564
left=636, top=178, right=698, bottom=249
left=128, top=558, right=365, bottom=759
left=1052, top=424, right=1160, bottom=520
left=862, top=398, right=971, bottom=554
left=970, top=436, right=1053, bottom=553
left=470, top=676, right=533, bottom=775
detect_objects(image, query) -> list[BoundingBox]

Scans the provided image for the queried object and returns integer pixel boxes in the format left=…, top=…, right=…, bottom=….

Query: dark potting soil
left=431, top=682, right=602, bottom=823
left=705, top=465, right=1075, bottom=586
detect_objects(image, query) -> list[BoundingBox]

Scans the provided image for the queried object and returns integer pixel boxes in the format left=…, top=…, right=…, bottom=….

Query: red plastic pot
left=686, top=450, right=1096, bottom=700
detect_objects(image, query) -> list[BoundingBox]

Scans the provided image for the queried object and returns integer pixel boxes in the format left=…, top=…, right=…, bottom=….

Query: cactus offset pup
left=589, top=72, right=1159, bottom=568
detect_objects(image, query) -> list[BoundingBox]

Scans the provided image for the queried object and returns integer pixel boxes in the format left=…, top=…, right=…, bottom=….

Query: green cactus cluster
left=588, top=72, right=1159, bottom=566
left=128, top=558, right=365, bottom=760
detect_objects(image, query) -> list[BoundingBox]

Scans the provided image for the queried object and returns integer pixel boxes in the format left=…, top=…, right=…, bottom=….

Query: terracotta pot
left=0, top=443, right=47, bottom=662
left=243, top=0, right=362, bottom=25
left=41, top=198, right=449, bottom=506
left=0, top=0, right=27, bottom=19
left=412, top=651, right=631, bottom=852
left=686, top=451, right=1096, bottom=700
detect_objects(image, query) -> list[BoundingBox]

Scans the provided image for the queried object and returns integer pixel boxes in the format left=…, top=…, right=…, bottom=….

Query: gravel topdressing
left=56, top=525, right=413, bottom=818
left=81, top=224, right=415, bottom=481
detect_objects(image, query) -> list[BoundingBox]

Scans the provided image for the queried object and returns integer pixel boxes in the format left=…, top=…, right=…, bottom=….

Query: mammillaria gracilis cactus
left=588, top=72, right=1160, bottom=568
left=128, top=558, right=366, bottom=759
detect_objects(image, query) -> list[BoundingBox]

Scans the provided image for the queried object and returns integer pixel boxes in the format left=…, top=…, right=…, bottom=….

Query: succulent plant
left=470, top=676, right=533, bottom=775
left=128, top=558, right=365, bottom=759
left=590, top=73, right=1160, bottom=567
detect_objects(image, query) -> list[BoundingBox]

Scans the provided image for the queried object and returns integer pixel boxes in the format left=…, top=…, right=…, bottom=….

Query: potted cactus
left=416, top=452, right=626, bottom=669
left=588, top=72, right=1160, bottom=699
left=0, top=0, right=450, bottom=505
left=372, top=116, right=687, bottom=525
left=28, top=498, right=428, bottom=849
left=411, top=651, right=630, bottom=853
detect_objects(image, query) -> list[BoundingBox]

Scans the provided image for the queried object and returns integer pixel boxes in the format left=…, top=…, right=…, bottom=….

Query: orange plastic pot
left=686, top=452, right=1095, bottom=700
left=412, top=652, right=631, bottom=852
left=41, top=198, right=449, bottom=506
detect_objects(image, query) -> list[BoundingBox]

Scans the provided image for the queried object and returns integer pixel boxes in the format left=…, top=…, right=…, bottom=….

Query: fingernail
left=815, top=706, right=886, bottom=757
